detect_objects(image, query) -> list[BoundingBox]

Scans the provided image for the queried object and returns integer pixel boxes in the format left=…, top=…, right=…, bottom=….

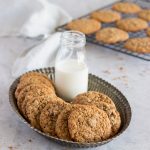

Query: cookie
left=15, top=76, right=55, bottom=98
left=108, top=109, right=121, bottom=135
left=17, top=83, right=55, bottom=114
left=95, top=102, right=121, bottom=135
left=73, top=91, right=116, bottom=108
left=68, top=105, right=111, bottom=143
left=124, top=37, right=150, bottom=53
left=112, top=2, right=141, bottom=14
left=138, top=9, right=150, bottom=22
left=55, top=104, right=84, bottom=141
left=25, top=94, right=57, bottom=129
left=91, top=10, right=121, bottom=23
left=17, top=83, right=54, bottom=112
left=20, top=72, right=50, bottom=82
left=95, top=27, right=129, bottom=44
left=66, top=19, right=101, bottom=34
left=95, top=101, right=121, bottom=135
left=73, top=96, right=121, bottom=135
left=39, top=99, right=68, bottom=136
left=147, top=28, right=150, bottom=36
left=116, top=18, right=148, bottom=32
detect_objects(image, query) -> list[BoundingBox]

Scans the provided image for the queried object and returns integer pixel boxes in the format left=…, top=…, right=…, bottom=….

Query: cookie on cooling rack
left=116, top=18, right=148, bottom=32
left=124, top=37, right=150, bottom=53
left=138, top=9, right=150, bottom=22
left=95, top=27, right=129, bottom=44
left=68, top=105, right=112, bottom=143
left=91, top=10, right=121, bottom=23
left=66, top=19, right=101, bottom=34
left=112, top=2, right=141, bottom=14
left=39, top=99, right=68, bottom=136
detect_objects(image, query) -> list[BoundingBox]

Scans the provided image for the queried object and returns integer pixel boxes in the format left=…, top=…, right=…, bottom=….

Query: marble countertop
left=0, top=0, right=150, bottom=150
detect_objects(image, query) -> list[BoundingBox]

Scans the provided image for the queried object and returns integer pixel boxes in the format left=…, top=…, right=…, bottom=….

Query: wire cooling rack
left=56, top=0, right=150, bottom=61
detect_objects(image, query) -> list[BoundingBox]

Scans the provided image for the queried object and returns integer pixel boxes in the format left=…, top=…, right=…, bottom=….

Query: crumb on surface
left=8, top=146, right=13, bottom=150
left=119, top=67, right=124, bottom=71
left=28, top=139, right=32, bottom=142
left=103, top=70, right=111, bottom=74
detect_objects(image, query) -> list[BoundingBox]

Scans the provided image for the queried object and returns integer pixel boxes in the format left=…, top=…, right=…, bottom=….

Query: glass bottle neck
left=61, top=30, right=86, bottom=49
left=56, top=31, right=86, bottom=65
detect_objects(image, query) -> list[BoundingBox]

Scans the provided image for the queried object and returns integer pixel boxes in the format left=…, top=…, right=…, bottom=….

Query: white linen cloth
left=12, top=33, right=61, bottom=77
left=3, top=0, right=72, bottom=77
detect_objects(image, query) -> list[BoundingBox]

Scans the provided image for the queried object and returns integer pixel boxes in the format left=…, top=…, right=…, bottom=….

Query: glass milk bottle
left=55, top=31, right=88, bottom=101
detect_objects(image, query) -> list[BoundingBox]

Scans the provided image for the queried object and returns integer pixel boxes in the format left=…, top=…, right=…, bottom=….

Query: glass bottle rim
left=61, top=30, right=86, bottom=48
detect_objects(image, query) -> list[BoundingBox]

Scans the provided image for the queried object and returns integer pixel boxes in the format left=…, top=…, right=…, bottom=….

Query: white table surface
left=0, top=0, right=150, bottom=150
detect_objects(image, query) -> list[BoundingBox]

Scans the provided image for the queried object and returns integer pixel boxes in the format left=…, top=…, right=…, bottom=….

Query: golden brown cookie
left=25, top=94, right=57, bottom=129
left=55, top=104, right=84, bottom=141
left=116, top=18, right=148, bottom=32
left=66, top=19, right=101, bottom=34
left=138, top=9, right=150, bottom=22
left=95, top=27, right=129, bottom=44
left=73, top=91, right=116, bottom=108
left=73, top=95, right=121, bottom=135
left=68, top=105, right=112, bottom=143
left=20, top=72, right=49, bottom=81
left=17, top=83, right=54, bottom=113
left=22, top=91, right=55, bottom=120
left=91, top=10, right=121, bottom=23
left=147, top=27, right=150, bottom=36
left=15, top=76, right=55, bottom=99
left=39, top=99, right=68, bottom=136
left=124, top=37, right=150, bottom=53
left=109, top=109, right=121, bottom=135
left=95, top=102, right=121, bottom=135
left=112, top=2, right=141, bottom=14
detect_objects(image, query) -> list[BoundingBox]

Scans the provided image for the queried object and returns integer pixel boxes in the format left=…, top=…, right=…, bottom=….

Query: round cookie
left=116, top=18, right=148, bottom=32
left=138, top=9, right=150, bottom=22
left=68, top=105, right=112, bottom=143
left=20, top=72, right=50, bottom=82
left=96, top=102, right=121, bottom=135
left=17, top=83, right=55, bottom=114
left=91, top=10, right=121, bottom=23
left=73, top=95, right=115, bottom=110
left=112, top=2, right=141, bottom=14
left=147, top=28, right=150, bottom=36
left=15, top=76, right=55, bottom=98
left=109, top=109, right=121, bottom=135
left=55, top=104, right=84, bottom=141
left=66, top=19, right=101, bottom=34
left=73, top=96, right=121, bottom=135
left=39, top=99, right=68, bottom=136
left=73, top=91, right=116, bottom=108
left=95, top=27, right=129, bottom=44
left=124, top=37, right=150, bottom=53
left=25, top=95, right=57, bottom=129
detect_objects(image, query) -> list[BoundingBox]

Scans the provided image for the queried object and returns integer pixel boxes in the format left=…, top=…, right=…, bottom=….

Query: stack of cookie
left=55, top=91, right=121, bottom=143
left=15, top=73, right=121, bottom=143
left=15, top=72, right=58, bottom=129
left=66, top=2, right=150, bottom=53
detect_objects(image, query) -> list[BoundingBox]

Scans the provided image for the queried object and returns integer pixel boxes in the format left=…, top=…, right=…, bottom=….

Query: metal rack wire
left=56, top=0, right=150, bottom=61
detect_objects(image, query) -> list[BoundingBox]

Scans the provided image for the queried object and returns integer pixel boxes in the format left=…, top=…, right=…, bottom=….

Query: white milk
left=55, top=59, right=88, bottom=101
